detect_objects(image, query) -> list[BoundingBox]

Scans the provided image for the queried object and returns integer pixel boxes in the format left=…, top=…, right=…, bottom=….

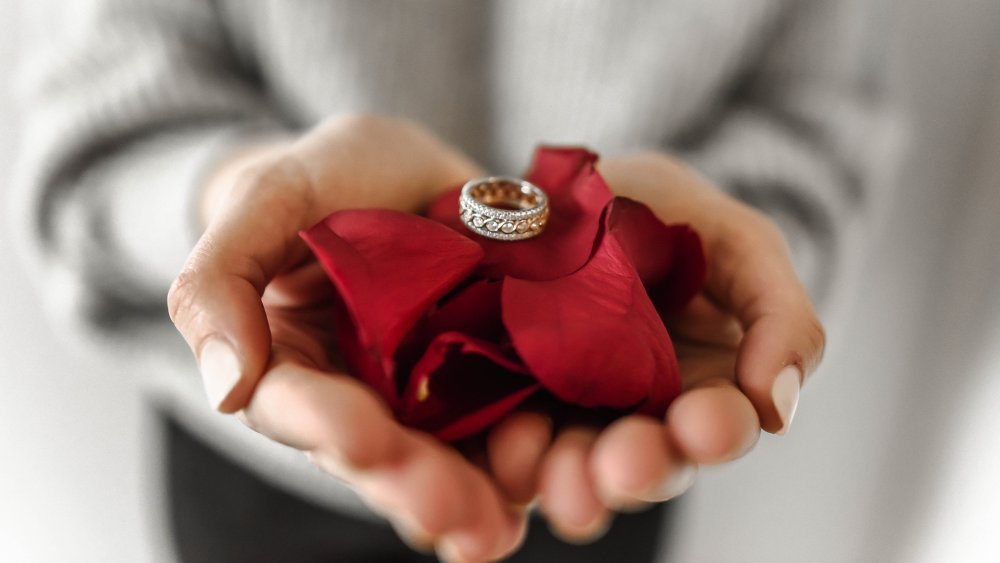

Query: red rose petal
left=435, top=386, right=540, bottom=442
left=300, top=210, right=484, bottom=404
left=503, top=231, right=681, bottom=414
left=649, top=225, right=706, bottom=315
left=523, top=146, right=599, bottom=193
left=427, top=147, right=613, bottom=281
left=401, top=332, right=538, bottom=441
left=604, top=197, right=707, bottom=315
left=392, top=278, right=505, bottom=377
left=426, top=278, right=504, bottom=342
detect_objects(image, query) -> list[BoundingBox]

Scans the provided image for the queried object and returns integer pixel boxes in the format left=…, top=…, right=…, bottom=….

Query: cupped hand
left=168, top=114, right=526, bottom=562
left=484, top=152, right=825, bottom=540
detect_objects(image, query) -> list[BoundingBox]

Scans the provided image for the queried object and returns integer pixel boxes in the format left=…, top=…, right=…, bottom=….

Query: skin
left=168, top=114, right=824, bottom=562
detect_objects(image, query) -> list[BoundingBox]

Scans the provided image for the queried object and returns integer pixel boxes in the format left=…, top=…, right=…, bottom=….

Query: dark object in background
left=166, top=415, right=671, bottom=563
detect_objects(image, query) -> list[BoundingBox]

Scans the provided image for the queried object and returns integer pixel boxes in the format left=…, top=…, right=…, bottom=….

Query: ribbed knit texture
left=11, top=0, right=890, bottom=513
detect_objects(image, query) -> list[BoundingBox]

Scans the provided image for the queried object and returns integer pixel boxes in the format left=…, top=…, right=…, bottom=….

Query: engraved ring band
left=458, top=177, right=549, bottom=241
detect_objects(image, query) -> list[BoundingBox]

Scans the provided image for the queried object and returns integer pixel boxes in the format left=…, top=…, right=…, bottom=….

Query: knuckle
left=720, top=203, right=783, bottom=247
left=229, top=156, right=302, bottom=200
left=224, top=156, right=316, bottom=235
left=742, top=207, right=787, bottom=248
left=803, top=315, right=827, bottom=367
left=167, top=267, right=201, bottom=327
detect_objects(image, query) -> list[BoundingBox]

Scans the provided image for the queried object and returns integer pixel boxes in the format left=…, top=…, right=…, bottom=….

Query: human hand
left=484, top=152, right=825, bottom=540
left=168, top=115, right=527, bottom=562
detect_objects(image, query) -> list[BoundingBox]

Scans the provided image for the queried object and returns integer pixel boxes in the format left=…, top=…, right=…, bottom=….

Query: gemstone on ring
left=458, top=177, right=549, bottom=241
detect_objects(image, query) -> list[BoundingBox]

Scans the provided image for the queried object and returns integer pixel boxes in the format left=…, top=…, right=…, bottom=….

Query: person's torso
left=219, top=0, right=782, bottom=171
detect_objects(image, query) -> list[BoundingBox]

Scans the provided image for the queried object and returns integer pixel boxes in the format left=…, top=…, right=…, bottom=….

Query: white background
left=2, top=2, right=999, bottom=562
left=0, top=3, right=156, bottom=562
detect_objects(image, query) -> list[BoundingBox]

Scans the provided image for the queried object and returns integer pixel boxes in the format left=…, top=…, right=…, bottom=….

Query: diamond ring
left=459, top=177, right=549, bottom=241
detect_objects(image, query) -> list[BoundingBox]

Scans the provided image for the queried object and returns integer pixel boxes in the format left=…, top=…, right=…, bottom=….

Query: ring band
left=459, top=177, right=549, bottom=241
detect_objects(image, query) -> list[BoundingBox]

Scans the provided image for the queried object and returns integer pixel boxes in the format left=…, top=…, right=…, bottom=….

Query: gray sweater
left=11, top=0, right=889, bottom=513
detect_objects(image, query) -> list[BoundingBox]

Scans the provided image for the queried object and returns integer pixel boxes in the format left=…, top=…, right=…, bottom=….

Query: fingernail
left=436, top=539, right=468, bottom=563
left=578, top=513, right=613, bottom=542
left=640, top=463, right=698, bottom=502
left=549, top=511, right=612, bottom=545
left=390, top=519, right=434, bottom=554
left=198, top=337, right=242, bottom=410
left=772, top=365, right=802, bottom=435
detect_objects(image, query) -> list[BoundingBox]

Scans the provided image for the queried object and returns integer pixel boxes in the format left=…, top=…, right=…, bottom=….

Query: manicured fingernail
left=772, top=365, right=802, bottom=435
left=198, top=337, right=242, bottom=410
left=641, top=463, right=697, bottom=502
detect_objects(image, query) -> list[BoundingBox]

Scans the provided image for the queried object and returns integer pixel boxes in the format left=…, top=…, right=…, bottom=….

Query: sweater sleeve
left=12, top=0, right=287, bottom=332
left=678, top=0, right=897, bottom=307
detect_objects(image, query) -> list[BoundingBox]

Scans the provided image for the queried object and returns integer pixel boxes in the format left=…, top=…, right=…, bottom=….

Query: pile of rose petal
left=301, top=147, right=706, bottom=442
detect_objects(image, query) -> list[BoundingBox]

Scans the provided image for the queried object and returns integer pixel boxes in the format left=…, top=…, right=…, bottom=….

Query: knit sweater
left=11, top=0, right=888, bottom=516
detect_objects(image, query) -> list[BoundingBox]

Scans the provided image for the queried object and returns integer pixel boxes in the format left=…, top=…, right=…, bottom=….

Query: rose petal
left=523, top=146, right=599, bottom=193
left=401, top=332, right=538, bottom=441
left=434, top=386, right=540, bottom=443
left=300, top=210, right=484, bottom=404
left=649, top=225, right=706, bottom=315
left=427, top=147, right=612, bottom=281
left=426, top=278, right=504, bottom=342
left=503, top=229, right=681, bottom=414
left=604, top=197, right=707, bottom=315
left=392, top=278, right=505, bottom=379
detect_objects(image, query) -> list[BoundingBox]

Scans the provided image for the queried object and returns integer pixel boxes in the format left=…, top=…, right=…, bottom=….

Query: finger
left=242, top=358, right=525, bottom=559
left=538, top=427, right=611, bottom=543
left=487, top=411, right=553, bottom=505
left=667, top=379, right=760, bottom=464
left=590, top=415, right=696, bottom=510
left=240, top=354, right=400, bottom=468
left=168, top=158, right=318, bottom=412
left=706, top=209, right=824, bottom=434
left=434, top=453, right=530, bottom=563
left=388, top=519, right=436, bottom=555
left=360, top=432, right=525, bottom=562
left=355, top=429, right=526, bottom=562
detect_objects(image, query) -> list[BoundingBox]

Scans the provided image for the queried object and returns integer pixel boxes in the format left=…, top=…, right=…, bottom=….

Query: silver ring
left=459, top=177, right=549, bottom=241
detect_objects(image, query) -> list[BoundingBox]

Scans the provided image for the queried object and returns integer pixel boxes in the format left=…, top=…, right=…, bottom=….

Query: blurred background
left=1, top=1, right=998, bottom=562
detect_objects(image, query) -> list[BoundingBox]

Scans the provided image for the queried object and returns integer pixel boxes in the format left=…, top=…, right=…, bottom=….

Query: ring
left=459, top=177, right=549, bottom=241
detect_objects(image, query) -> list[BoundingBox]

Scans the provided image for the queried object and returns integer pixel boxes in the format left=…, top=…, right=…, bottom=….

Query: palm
left=261, top=259, right=341, bottom=371
left=181, top=142, right=820, bottom=553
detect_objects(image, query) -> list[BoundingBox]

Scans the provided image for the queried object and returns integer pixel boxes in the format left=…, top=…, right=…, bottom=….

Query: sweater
left=11, top=0, right=888, bottom=517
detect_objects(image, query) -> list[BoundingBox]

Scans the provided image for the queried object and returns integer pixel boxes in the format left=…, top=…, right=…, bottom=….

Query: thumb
left=707, top=210, right=825, bottom=435
left=168, top=157, right=314, bottom=412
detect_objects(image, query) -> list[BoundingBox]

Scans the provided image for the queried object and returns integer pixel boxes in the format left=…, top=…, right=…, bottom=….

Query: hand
left=168, top=114, right=526, bottom=562
left=483, top=152, right=825, bottom=540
